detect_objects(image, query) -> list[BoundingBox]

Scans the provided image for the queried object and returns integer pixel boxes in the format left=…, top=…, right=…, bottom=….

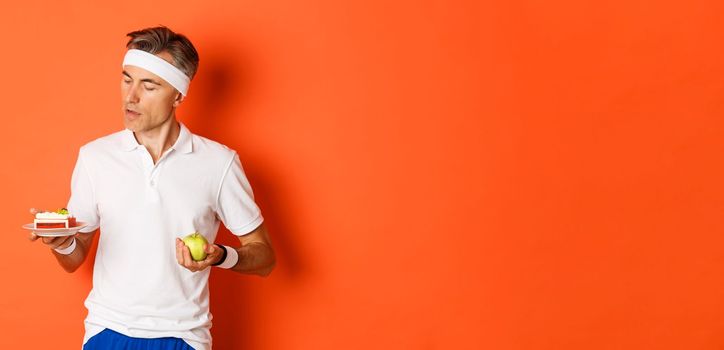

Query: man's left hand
left=175, top=238, right=224, bottom=272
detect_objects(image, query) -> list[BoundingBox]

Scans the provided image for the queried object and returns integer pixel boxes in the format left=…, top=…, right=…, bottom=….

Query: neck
left=133, top=117, right=180, bottom=164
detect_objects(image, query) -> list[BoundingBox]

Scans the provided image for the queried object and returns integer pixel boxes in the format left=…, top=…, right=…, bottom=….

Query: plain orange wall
left=2, top=0, right=723, bottom=349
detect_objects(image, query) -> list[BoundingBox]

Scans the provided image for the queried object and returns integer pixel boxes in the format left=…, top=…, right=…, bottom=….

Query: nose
left=123, top=84, right=140, bottom=104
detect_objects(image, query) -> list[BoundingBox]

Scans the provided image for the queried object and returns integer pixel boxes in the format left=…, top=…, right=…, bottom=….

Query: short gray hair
left=126, top=26, right=200, bottom=79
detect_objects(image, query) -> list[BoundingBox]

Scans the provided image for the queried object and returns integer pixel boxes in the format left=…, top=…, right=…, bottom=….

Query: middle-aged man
left=29, top=26, right=276, bottom=350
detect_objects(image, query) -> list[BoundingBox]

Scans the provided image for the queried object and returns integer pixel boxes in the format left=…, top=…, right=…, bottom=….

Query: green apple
left=182, top=232, right=209, bottom=261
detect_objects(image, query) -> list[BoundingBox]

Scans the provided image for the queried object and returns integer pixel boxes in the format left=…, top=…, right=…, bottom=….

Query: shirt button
left=150, top=180, right=155, bottom=186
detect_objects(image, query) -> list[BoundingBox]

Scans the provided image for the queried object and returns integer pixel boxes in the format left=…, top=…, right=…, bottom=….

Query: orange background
left=1, top=0, right=723, bottom=349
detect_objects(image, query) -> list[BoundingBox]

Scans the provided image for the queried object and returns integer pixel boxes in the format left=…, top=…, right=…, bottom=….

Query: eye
left=123, top=79, right=132, bottom=84
left=144, top=84, right=156, bottom=91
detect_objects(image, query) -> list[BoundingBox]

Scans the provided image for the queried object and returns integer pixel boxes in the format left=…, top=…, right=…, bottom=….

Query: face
left=121, top=51, right=184, bottom=133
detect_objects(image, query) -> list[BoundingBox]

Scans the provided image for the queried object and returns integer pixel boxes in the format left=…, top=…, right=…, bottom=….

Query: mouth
left=125, top=108, right=141, bottom=120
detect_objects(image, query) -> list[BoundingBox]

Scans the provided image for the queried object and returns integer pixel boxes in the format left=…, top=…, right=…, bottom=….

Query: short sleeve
left=215, top=153, right=263, bottom=236
left=67, top=150, right=100, bottom=233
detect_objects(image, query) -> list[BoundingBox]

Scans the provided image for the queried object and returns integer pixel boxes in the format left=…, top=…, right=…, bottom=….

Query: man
left=29, top=26, right=276, bottom=350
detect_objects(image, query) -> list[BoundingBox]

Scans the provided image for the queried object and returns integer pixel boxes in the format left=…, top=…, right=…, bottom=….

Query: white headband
left=122, top=49, right=191, bottom=96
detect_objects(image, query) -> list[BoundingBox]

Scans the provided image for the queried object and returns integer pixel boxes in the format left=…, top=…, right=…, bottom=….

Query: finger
left=61, top=236, right=75, bottom=248
left=192, top=252, right=212, bottom=269
left=204, top=244, right=219, bottom=264
left=202, top=246, right=221, bottom=264
left=201, top=243, right=213, bottom=257
left=175, top=239, right=184, bottom=265
left=182, top=245, right=194, bottom=268
left=52, top=236, right=73, bottom=250
left=194, top=260, right=210, bottom=271
left=41, top=236, right=59, bottom=246
left=28, top=232, right=39, bottom=241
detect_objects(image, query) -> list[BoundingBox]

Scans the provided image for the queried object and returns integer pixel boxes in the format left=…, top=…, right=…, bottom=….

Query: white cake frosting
left=36, top=212, right=70, bottom=220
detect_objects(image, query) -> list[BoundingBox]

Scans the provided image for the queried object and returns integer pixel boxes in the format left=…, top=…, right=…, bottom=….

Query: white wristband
left=217, top=245, right=239, bottom=269
left=54, top=237, right=77, bottom=255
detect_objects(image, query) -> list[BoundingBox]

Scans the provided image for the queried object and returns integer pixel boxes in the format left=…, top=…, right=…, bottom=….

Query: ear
left=172, top=92, right=185, bottom=107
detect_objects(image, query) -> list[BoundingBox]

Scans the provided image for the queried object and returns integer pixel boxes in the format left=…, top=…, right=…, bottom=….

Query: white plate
left=21, top=222, right=89, bottom=237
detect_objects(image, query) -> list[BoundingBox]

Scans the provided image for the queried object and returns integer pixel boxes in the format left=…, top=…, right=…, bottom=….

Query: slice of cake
left=34, top=208, right=77, bottom=229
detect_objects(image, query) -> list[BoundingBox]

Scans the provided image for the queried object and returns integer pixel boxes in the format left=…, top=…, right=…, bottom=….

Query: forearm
left=228, top=242, right=276, bottom=276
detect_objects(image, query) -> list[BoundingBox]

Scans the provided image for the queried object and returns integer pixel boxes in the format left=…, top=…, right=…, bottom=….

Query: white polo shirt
left=68, top=123, right=263, bottom=350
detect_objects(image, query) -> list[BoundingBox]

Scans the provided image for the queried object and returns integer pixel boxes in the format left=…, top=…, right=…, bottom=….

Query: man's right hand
left=28, top=232, right=76, bottom=251
left=26, top=208, right=97, bottom=272
left=27, top=207, right=75, bottom=251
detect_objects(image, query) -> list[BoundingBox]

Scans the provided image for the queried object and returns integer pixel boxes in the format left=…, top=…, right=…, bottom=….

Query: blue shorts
left=83, top=328, right=194, bottom=350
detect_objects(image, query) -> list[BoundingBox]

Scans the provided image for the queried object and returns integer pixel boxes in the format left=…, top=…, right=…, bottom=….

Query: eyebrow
left=122, top=70, right=162, bottom=85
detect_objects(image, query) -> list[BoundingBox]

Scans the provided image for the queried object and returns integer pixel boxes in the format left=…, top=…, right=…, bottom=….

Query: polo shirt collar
left=120, top=123, right=193, bottom=154
left=120, top=128, right=140, bottom=151
left=174, top=123, right=193, bottom=154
